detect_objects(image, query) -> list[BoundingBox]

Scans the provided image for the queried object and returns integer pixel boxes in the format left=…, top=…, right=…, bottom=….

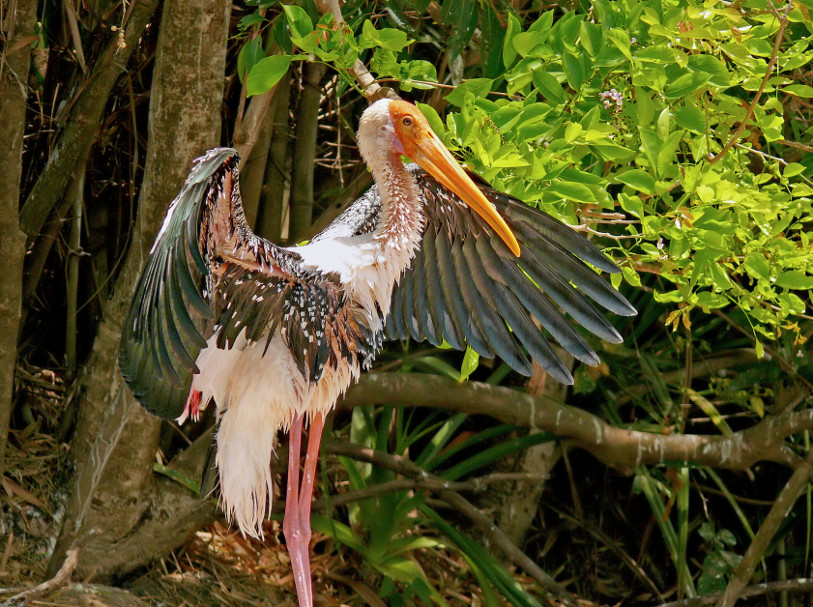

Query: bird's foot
left=176, top=388, right=202, bottom=424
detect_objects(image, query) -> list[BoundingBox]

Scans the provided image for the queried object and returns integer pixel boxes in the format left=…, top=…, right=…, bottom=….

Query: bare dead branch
left=717, top=448, right=813, bottom=607
left=323, top=439, right=574, bottom=604
left=3, top=547, right=79, bottom=606
left=657, top=579, right=813, bottom=607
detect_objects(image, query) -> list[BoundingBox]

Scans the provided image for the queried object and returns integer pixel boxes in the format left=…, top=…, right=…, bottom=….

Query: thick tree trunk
left=0, top=0, right=37, bottom=478
left=256, top=70, right=292, bottom=242
left=289, top=62, right=326, bottom=242
left=486, top=360, right=568, bottom=549
left=47, top=0, right=230, bottom=579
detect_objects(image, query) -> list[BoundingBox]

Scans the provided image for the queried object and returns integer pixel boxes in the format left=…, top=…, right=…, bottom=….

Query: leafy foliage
left=226, top=0, right=813, bottom=600
left=14, top=0, right=813, bottom=602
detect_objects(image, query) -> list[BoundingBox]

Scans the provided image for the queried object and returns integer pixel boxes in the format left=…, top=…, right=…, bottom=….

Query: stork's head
left=358, top=98, right=520, bottom=257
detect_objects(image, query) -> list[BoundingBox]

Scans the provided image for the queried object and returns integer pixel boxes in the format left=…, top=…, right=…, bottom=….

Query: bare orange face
left=388, top=101, right=521, bottom=257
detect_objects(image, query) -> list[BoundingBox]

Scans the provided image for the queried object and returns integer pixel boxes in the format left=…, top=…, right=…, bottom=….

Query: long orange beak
left=391, top=103, right=521, bottom=257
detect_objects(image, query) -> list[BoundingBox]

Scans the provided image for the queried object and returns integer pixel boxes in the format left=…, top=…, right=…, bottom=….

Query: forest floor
left=0, top=366, right=528, bottom=607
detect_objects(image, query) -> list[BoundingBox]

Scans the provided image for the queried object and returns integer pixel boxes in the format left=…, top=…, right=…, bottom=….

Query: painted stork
left=119, top=98, right=635, bottom=605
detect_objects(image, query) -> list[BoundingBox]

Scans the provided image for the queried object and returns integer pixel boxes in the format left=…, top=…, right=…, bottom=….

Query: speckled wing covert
left=384, top=167, right=636, bottom=384
left=119, top=148, right=375, bottom=420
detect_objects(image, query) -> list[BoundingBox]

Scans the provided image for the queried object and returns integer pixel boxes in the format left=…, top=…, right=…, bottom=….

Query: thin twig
left=779, top=139, right=813, bottom=154
left=2, top=547, right=80, bottom=606
left=733, top=142, right=788, bottom=165
left=657, top=578, right=813, bottom=607
left=316, top=472, right=545, bottom=510
left=323, top=439, right=575, bottom=603
left=717, top=448, right=813, bottom=607
left=711, top=308, right=813, bottom=392
left=708, top=1, right=793, bottom=164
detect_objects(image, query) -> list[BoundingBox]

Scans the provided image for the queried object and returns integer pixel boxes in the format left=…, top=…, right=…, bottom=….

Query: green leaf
left=687, top=55, right=731, bottom=86
left=359, top=19, right=412, bottom=51
left=416, top=102, right=444, bottom=137
left=237, top=37, right=265, bottom=84
left=674, top=105, right=706, bottom=134
left=444, top=78, right=493, bottom=107
left=531, top=69, right=567, bottom=104
left=606, top=28, right=632, bottom=61
left=664, top=70, right=712, bottom=99
left=616, top=169, right=655, bottom=194
left=635, top=86, right=654, bottom=126
left=282, top=4, right=313, bottom=39
left=459, top=347, right=479, bottom=381
left=775, top=270, right=813, bottom=290
left=784, top=84, right=813, bottom=98
left=706, top=258, right=734, bottom=291
left=502, top=12, right=521, bottom=69
left=512, top=32, right=550, bottom=57
left=784, top=163, right=805, bottom=178
left=743, top=253, right=771, bottom=281
left=579, top=21, right=603, bottom=57
left=619, top=192, right=644, bottom=218
left=246, top=55, right=292, bottom=97
left=441, top=0, right=479, bottom=60
left=547, top=181, right=595, bottom=203
left=479, top=4, right=504, bottom=77
left=562, top=51, right=584, bottom=90
left=527, top=10, right=554, bottom=37
left=637, top=45, right=678, bottom=64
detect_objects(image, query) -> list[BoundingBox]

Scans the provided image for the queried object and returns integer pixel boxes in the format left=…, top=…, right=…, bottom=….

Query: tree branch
left=0, top=0, right=36, bottom=479
left=717, top=448, right=813, bottom=607
left=708, top=1, right=792, bottom=164
left=233, top=38, right=282, bottom=167
left=18, top=0, right=161, bottom=240
left=658, top=579, right=813, bottom=607
left=314, top=0, right=382, bottom=100
left=3, top=547, right=80, bottom=605
left=289, top=62, right=326, bottom=241
left=339, top=373, right=813, bottom=472
left=323, top=439, right=574, bottom=603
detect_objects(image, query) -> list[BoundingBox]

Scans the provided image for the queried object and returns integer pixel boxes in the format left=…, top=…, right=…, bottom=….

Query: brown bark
left=289, top=62, right=326, bottom=242
left=237, top=103, right=276, bottom=228
left=256, top=70, right=292, bottom=242
left=18, top=0, right=160, bottom=242
left=47, top=0, right=230, bottom=578
left=0, top=0, right=37, bottom=478
left=28, top=584, right=151, bottom=607
left=487, top=360, right=567, bottom=549
left=339, top=373, right=812, bottom=472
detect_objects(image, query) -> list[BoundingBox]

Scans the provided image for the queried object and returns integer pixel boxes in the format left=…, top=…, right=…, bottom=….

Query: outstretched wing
left=119, top=149, right=231, bottom=418
left=119, top=148, right=373, bottom=420
left=384, top=167, right=636, bottom=384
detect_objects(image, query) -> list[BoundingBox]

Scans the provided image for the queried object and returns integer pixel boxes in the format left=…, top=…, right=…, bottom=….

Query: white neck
left=357, top=98, right=424, bottom=261
left=294, top=99, right=424, bottom=328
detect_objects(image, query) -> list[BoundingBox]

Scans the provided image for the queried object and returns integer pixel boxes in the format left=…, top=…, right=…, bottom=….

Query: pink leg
left=283, top=413, right=325, bottom=607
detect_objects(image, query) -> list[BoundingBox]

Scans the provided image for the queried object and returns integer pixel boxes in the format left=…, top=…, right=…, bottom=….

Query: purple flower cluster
left=600, top=88, right=623, bottom=112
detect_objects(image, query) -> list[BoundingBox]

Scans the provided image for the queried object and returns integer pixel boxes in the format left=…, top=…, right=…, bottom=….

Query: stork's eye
left=401, top=116, right=413, bottom=127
